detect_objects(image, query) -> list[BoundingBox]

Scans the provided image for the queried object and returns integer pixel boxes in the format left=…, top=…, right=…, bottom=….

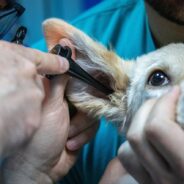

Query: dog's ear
left=43, top=18, right=134, bottom=126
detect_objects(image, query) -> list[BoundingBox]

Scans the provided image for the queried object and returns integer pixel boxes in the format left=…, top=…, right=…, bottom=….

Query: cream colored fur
left=43, top=18, right=184, bottom=129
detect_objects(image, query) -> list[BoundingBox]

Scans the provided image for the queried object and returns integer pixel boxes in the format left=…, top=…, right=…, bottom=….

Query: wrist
left=2, top=170, right=53, bottom=184
left=0, top=119, right=5, bottom=158
left=2, top=155, right=53, bottom=184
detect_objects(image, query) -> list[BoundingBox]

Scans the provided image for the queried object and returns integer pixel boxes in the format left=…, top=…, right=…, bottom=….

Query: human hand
left=2, top=75, right=71, bottom=183
left=66, top=111, right=99, bottom=151
left=118, top=86, right=184, bottom=184
left=0, top=41, right=69, bottom=157
left=1, top=39, right=99, bottom=184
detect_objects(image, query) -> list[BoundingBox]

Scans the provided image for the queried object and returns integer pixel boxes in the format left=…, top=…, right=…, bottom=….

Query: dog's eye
left=148, top=70, right=170, bottom=86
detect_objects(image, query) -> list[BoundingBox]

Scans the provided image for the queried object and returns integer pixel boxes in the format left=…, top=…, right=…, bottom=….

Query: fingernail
left=58, top=56, right=69, bottom=72
left=170, top=85, right=180, bottom=95
left=168, top=86, right=180, bottom=102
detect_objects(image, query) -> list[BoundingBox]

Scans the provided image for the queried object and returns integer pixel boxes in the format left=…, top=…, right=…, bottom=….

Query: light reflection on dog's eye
left=147, top=70, right=170, bottom=86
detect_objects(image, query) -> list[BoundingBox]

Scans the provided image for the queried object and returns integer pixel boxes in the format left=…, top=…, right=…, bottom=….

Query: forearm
left=1, top=157, right=53, bottom=184
left=2, top=170, right=53, bottom=184
left=0, top=118, right=6, bottom=158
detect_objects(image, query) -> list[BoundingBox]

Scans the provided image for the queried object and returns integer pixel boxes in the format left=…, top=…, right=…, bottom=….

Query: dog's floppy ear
left=43, top=18, right=134, bottom=125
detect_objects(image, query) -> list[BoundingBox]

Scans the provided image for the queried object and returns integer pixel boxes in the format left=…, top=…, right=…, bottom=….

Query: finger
left=68, top=112, right=97, bottom=138
left=50, top=149, right=80, bottom=181
left=145, top=86, right=180, bottom=141
left=66, top=122, right=99, bottom=151
left=43, top=74, right=69, bottom=114
left=128, top=98, right=156, bottom=140
left=44, top=76, right=69, bottom=108
left=148, top=121, right=184, bottom=179
left=146, top=117, right=184, bottom=177
left=18, top=60, right=44, bottom=92
left=2, top=41, right=69, bottom=74
left=147, top=86, right=180, bottom=122
left=118, top=141, right=152, bottom=184
left=34, top=51, right=69, bottom=75
left=127, top=99, right=172, bottom=182
left=145, top=86, right=184, bottom=175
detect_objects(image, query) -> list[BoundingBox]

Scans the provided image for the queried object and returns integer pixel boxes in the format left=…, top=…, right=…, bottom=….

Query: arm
left=1, top=39, right=99, bottom=184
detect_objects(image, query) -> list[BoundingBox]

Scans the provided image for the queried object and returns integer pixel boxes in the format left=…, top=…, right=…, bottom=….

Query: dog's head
left=43, top=18, right=184, bottom=130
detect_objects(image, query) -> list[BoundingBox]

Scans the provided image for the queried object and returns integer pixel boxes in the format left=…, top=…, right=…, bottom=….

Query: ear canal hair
left=43, top=18, right=133, bottom=126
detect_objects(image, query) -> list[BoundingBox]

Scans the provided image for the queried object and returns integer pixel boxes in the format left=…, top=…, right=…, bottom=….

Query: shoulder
left=71, top=0, right=151, bottom=58
left=72, top=0, right=140, bottom=25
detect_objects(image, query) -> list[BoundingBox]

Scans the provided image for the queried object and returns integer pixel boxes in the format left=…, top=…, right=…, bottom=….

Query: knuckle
left=127, top=131, right=141, bottom=146
left=27, top=60, right=36, bottom=69
left=33, top=49, right=48, bottom=69
left=24, top=88, right=44, bottom=104
left=25, top=115, right=40, bottom=136
left=25, top=62, right=37, bottom=76
left=0, top=41, right=11, bottom=49
left=34, top=49, right=42, bottom=66
left=119, top=143, right=132, bottom=160
left=0, top=41, right=20, bottom=52
left=145, top=117, right=162, bottom=139
left=24, top=97, right=42, bottom=135
left=32, top=88, right=44, bottom=100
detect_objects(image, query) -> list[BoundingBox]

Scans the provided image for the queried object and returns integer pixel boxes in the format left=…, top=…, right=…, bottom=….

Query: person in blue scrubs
left=58, top=0, right=184, bottom=183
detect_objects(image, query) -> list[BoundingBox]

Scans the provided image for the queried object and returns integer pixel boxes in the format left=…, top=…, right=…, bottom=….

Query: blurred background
left=16, top=0, right=103, bottom=46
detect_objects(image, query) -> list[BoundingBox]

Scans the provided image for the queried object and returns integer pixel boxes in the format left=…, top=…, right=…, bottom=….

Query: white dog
left=43, top=18, right=184, bottom=130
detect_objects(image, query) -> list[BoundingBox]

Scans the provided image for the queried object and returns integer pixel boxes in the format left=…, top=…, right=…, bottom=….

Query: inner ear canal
left=67, top=68, right=114, bottom=101
left=86, top=69, right=114, bottom=99
left=74, top=50, right=115, bottom=98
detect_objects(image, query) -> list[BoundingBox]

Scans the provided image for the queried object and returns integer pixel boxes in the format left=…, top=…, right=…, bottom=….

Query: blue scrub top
left=33, top=0, right=156, bottom=183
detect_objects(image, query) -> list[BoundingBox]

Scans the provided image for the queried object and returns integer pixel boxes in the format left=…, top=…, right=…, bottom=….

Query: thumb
left=47, top=39, right=74, bottom=101
left=44, top=39, right=73, bottom=105
left=150, top=85, right=180, bottom=121
left=48, top=75, right=69, bottom=104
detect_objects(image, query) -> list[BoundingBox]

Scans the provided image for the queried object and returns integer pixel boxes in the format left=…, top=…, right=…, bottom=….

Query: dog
left=43, top=18, right=184, bottom=130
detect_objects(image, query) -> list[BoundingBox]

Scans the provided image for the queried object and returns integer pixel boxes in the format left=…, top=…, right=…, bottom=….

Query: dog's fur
left=43, top=18, right=184, bottom=130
